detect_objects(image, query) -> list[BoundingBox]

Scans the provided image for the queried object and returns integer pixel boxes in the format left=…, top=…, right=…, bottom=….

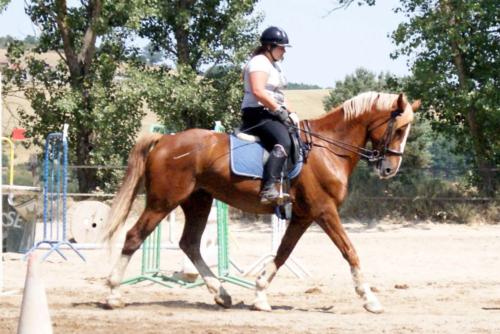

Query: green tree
left=140, top=42, right=165, bottom=65
left=0, top=0, right=10, bottom=12
left=324, top=68, right=433, bottom=171
left=2, top=1, right=148, bottom=192
left=0, top=35, right=15, bottom=47
left=0, top=35, right=38, bottom=48
left=323, top=68, right=392, bottom=110
left=328, top=0, right=375, bottom=12
left=138, top=0, right=261, bottom=130
left=391, top=0, right=499, bottom=195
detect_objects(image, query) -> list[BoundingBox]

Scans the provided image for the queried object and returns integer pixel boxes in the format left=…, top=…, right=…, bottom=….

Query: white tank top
left=241, top=54, right=287, bottom=109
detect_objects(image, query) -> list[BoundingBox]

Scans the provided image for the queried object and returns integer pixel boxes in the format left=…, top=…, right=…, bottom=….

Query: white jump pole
left=1, top=72, right=4, bottom=293
left=243, top=215, right=311, bottom=279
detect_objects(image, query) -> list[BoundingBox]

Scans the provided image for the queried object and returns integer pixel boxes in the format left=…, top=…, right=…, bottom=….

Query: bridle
left=298, top=107, right=406, bottom=164
left=374, top=108, right=406, bottom=161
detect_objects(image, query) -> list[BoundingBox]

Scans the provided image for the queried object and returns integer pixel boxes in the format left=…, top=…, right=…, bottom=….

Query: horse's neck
left=305, top=108, right=370, bottom=177
left=309, top=107, right=369, bottom=149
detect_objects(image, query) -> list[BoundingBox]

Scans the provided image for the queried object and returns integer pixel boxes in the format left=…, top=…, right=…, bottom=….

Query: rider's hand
left=288, top=112, right=299, bottom=126
left=272, top=105, right=289, bottom=123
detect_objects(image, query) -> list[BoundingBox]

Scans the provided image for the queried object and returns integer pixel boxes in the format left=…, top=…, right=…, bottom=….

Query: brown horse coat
left=104, top=92, right=420, bottom=313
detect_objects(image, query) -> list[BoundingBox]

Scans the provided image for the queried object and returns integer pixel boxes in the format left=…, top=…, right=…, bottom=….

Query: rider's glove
left=288, top=112, right=299, bottom=126
left=273, top=105, right=289, bottom=123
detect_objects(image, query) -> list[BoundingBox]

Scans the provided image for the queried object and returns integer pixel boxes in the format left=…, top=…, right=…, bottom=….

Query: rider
left=240, top=26, right=299, bottom=204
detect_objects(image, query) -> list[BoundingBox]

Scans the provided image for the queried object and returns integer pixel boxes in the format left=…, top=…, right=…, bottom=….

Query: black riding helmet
left=260, top=26, right=291, bottom=47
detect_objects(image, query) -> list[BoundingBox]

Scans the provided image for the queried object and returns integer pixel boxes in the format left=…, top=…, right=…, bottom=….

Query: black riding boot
left=260, top=145, right=287, bottom=204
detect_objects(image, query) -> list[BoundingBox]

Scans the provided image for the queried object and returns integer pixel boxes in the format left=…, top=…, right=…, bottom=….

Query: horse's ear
left=411, top=99, right=421, bottom=111
left=397, top=93, right=405, bottom=110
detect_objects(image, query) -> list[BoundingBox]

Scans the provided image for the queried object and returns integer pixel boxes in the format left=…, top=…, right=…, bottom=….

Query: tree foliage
left=323, top=67, right=433, bottom=173
left=323, top=68, right=393, bottom=110
left=139, top=42, right=166, bottom=65
left=139, top=0, right=259, bottom=69
left=328, top=0, right=376, bottom=12
left=0, top=35, right=39, bottom=48
left=138, top=0, right=261, bottom=130
left=391, top=0, right=499, bottom=195
left=142, top=64, right=243, bottom=132
left=2, top=1, right=149, bottom=192
left=1, top=1, right=261, bottom=191
left=0, top=0, right=10, bottom=12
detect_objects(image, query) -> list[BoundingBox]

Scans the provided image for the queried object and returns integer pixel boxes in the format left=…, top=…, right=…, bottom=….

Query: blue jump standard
left=24, top=132, right=86, bottom=262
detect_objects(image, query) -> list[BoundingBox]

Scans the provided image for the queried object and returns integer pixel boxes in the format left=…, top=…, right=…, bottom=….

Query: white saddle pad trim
left=236, top=132, right=260, bottom=142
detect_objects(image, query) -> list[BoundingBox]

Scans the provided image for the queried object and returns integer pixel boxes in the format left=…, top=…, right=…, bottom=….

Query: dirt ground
left=2, top=221, right=500, bottom=334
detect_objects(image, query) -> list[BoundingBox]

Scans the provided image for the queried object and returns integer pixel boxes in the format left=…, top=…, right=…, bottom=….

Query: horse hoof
left=105, top=296, right=125, bottom=309
left=215, top=293, right=232, bottom=308
left=363, top=301, right=384, bottom=314
left=252, top=300, right=272, bottom=312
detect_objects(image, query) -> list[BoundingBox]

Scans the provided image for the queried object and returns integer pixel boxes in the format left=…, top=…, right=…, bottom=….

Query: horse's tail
left=103, top=133, right=163, bottom=244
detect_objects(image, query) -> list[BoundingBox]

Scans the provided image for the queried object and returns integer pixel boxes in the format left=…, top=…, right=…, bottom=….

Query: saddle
left=230, top=127, right=307, bottom=179
left=229, top=126, right=311, bottom=220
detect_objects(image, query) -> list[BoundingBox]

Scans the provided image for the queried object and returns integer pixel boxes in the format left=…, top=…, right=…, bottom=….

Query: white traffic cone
left=17, top=253, right=53, bottom=334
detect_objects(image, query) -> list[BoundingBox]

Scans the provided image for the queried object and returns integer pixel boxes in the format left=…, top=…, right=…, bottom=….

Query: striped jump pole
left=25, top=127, right=85, bottom=261
left=242, top=216, right=311, bottom=279
left=121, top=213, right=180, bottom=287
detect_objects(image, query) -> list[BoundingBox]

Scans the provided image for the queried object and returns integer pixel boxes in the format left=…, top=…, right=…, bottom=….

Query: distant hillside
left=0, top=48, right=60, bottom=67
left=0, top=35, right=38, bottom=49
left=286, top=82, right=322, bottom=90
left=284, top=89, right=329, bottom=119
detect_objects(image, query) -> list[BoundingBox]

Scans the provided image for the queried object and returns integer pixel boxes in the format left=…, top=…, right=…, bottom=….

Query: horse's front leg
left=316, top=205, right=383, bottom=313
left=253, top=217, right=311, bottom=311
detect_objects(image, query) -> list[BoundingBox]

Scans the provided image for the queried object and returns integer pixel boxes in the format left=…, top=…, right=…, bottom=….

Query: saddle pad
left=229, top=134, right=303, bottom=179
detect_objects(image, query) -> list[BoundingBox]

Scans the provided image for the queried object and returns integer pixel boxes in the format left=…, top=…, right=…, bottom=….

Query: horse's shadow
left=73, top=300, right=223, bottom=311
left=73, top=300, right=334, bottom=314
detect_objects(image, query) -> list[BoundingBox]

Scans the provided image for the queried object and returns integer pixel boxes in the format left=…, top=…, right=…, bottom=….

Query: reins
left=295, top=108, right=405, bottom=163
left=171, top=108, right=405, bottom=163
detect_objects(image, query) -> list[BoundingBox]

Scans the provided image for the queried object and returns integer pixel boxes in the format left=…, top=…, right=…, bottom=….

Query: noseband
left=298, top=108, right=405, bottom=163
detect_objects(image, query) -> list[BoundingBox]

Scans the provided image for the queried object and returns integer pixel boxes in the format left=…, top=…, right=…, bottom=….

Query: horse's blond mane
left=343, top=92, right=398, bottom=120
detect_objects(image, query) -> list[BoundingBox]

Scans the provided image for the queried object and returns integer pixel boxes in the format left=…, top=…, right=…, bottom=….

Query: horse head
left=365, top=93, right=421, bottom=179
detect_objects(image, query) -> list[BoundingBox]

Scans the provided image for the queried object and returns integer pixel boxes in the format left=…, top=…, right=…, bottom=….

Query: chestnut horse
left=104, top=92, right=420, bottom=313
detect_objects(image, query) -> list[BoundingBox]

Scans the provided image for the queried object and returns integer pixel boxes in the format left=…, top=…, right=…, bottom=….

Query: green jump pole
left=122, top=124, right=183, bottom=288
left=211, top=121, right=254, bottom=289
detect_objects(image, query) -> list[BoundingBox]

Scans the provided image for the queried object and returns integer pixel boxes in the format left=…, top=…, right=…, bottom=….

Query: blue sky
left=255, top=0, right=410, bottom=87
left=0, top=0, right=410, bottom=88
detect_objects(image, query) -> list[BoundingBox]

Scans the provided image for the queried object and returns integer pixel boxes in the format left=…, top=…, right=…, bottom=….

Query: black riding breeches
left=241, top=107, right=291, bottom=154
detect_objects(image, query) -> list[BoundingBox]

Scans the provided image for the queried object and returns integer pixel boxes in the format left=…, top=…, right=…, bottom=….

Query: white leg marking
left=253, top=261, right=277, bottom=312
left=351, top=267, right=384, bottom=313
left=106, top=255, right=131, bottom=309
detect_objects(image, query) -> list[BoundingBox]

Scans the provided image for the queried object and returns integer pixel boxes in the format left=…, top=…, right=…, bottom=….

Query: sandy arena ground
left=1, top=221, right=500, bottom=333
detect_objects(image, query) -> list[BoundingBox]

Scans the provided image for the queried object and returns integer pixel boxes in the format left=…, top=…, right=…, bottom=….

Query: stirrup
left=260, top=186, right=290, bottom=205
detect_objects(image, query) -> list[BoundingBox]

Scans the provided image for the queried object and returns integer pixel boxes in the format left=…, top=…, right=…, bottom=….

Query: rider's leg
left=258, top=120, right=292, bottom=203
left=260, top=144, right=287, bottom=202
left=241, top=110, right=292, bottom=203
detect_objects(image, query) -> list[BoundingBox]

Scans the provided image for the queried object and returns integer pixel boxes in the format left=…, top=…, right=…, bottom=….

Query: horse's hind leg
left=106, top=207, right=169, bottom=308
left=179, top=190, right=232, bottom=308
